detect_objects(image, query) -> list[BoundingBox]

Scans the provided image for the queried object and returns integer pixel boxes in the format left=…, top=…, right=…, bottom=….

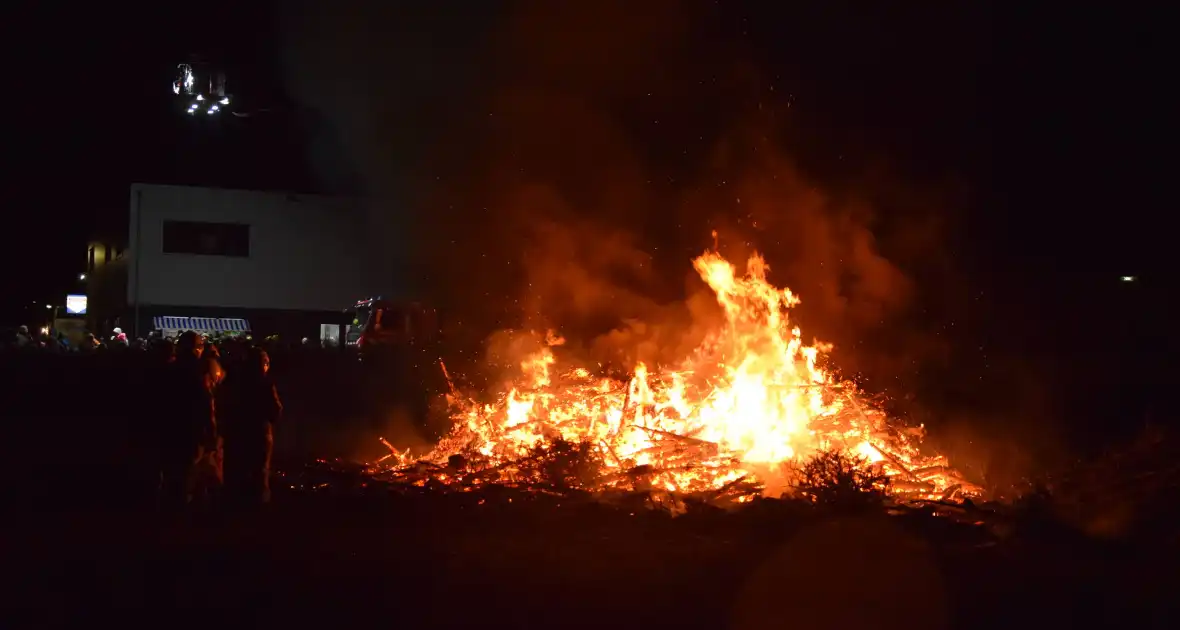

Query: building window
left=161, top=221, right=251, bottom=257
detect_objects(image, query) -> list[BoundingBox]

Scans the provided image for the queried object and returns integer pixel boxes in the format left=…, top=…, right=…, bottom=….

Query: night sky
left=4, top=3, right=1170, bottom=465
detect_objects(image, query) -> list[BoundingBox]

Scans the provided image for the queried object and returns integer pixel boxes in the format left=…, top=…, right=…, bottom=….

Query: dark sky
left=4, top=3, right=1170, bottom=460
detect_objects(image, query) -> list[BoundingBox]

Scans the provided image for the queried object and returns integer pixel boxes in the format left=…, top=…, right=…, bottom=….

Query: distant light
left=187, top=109, right=195, bottom=115
left=196, top=94, right=205, bottom=101
left=78, top=273, right=86, bottom=280
left=219, top=97, right=230, bottom=105
left=207, top=108, right=217, bottom=115
left=211, top=105, right=219, bottom=111
left=40, top=326, right=49, bottom=336
left=1121, top=275, right=1136, bottom=283
left=45, top=304, right=52, bottom=309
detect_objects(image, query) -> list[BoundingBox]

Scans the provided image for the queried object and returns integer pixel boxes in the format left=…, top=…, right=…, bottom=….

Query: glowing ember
left=371, top=238, right=981, bottom=505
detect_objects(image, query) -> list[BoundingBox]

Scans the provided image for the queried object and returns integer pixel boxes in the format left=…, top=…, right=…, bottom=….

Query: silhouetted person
left=110, top=327, right=129, bottom=348
left=13, top=325, right=33, bottom=349
left=134, top=339, right=175, bottom=504
left=79, top=333, right=100, bottom=353
left=38, top=333, right=58, bottom=353
left=160, top=331, right=223, bottom=506
left=221, top=347, right=282, bottom=505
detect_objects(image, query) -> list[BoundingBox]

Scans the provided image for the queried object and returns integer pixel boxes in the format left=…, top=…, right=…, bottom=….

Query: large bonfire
left=369, top=239, right=982, bottom=507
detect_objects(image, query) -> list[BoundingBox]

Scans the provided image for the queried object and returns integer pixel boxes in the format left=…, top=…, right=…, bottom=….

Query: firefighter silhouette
left=160, top=331, right=223, bottom=505
left=221, top=347, right=282, bottom=505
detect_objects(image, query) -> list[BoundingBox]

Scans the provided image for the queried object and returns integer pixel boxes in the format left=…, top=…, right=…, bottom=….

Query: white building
left=88, top=183, right=390, bottom=339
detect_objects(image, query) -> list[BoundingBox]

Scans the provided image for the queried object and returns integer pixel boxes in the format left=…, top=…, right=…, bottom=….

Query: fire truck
left=343, top=297, right=439, bottom=352
left=343, top=298, right=448, bottom=435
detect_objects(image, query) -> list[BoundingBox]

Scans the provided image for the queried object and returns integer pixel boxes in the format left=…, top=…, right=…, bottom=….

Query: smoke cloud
left=276, top=1, right=1049, bottom=473
left=277, top=0, right=955, bottom=377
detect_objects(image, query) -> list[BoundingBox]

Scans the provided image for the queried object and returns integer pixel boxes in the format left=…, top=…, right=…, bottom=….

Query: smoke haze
left=275, top=1, right=1054, bottom=475
left=277, top=0, right=958, bottom=381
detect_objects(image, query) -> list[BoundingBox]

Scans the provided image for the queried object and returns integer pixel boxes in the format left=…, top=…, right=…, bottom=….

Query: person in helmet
left=160, top=331, right=224, bottom=505
left=221, top=347, right=282, bottom=505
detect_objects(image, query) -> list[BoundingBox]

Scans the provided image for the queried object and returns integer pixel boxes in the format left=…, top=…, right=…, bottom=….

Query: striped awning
left=153, top=316, right=250, bottom=333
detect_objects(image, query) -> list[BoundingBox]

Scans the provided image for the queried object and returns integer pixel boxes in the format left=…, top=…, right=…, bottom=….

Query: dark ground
left=4, top=492, right=1177, bottom=628
left=2, top=350, right=1177, bottom=628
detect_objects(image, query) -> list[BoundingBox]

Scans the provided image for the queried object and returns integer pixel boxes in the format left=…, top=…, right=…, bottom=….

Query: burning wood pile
left=366, top=242, right=983, bottom=512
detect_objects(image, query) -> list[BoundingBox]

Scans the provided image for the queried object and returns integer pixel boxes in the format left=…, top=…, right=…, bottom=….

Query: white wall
left=127, top=183, right=383, bottom=311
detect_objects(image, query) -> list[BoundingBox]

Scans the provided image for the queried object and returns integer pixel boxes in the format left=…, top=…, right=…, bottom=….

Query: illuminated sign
left=66, top=295, right=87, bottom=315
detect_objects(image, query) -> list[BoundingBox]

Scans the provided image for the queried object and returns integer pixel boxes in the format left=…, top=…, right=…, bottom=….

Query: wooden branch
left=632, top=425, right=718, bottom=449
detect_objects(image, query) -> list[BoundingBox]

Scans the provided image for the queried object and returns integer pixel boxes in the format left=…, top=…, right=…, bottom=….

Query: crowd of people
left=9, top=324, right=132, bottom=353
left=4, top=318, right=452, bottom=512
left=153, top=331, right=283, bottom=507
left=8, top=323, right=308, bottom=355
left=5, top=326, right=285, bottom=508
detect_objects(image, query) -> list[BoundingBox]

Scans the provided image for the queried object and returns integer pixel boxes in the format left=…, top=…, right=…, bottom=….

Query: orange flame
left=375, top=243, right=981, bottom=503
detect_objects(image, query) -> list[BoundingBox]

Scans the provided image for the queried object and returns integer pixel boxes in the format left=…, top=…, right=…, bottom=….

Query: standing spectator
left=221, top=347, right=282, bottom=505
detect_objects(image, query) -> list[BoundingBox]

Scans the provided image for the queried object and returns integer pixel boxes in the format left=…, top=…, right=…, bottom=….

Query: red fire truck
left=343, top=297, right=448, bottom=434
left=343, top=297, right=439, bottom=352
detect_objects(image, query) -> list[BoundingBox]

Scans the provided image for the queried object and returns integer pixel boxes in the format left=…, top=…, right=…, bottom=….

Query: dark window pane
left=161, top=221, right=250, bottom=257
